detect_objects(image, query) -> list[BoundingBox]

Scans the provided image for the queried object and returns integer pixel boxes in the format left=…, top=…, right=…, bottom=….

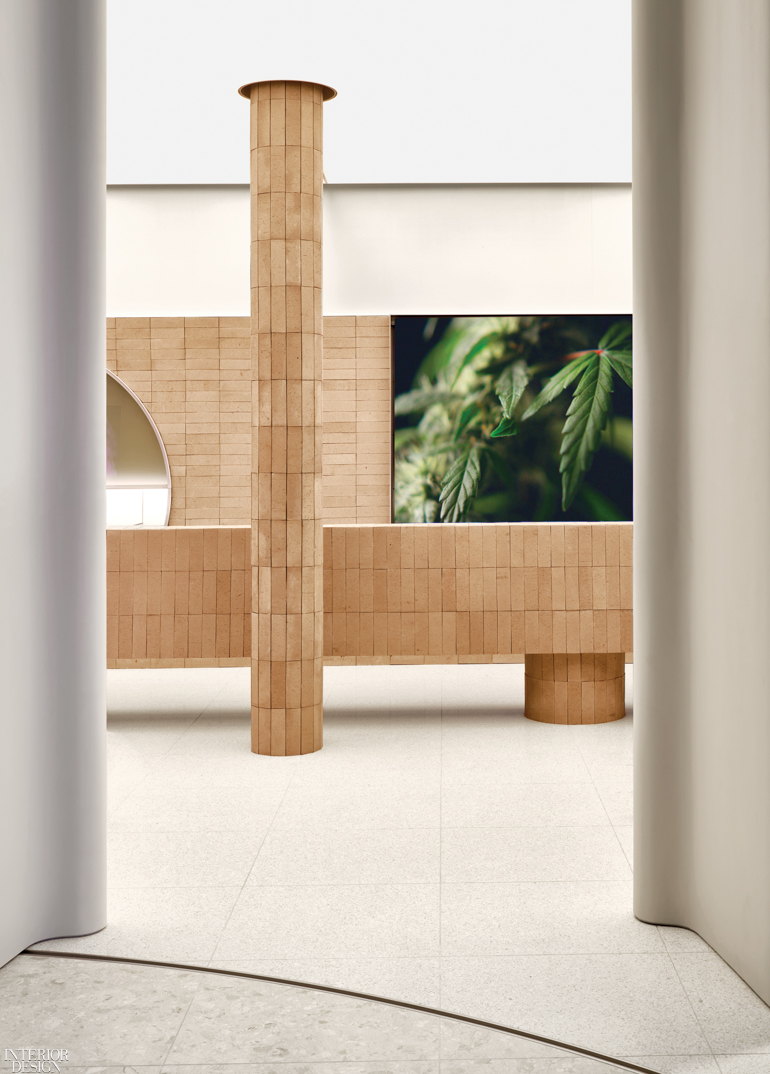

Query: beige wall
left=107, top=315, right=391, bottom=528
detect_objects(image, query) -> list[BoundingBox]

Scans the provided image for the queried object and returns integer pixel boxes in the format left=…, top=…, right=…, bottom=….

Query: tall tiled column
left=239, top=79, right=336, bottom=755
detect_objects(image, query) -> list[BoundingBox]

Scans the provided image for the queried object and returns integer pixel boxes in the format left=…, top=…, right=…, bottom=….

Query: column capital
left=238, top=79, right=337, bottom=101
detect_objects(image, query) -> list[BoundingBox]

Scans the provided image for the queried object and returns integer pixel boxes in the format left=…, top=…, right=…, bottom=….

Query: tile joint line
left=22, top=948, right=657, bottom=1074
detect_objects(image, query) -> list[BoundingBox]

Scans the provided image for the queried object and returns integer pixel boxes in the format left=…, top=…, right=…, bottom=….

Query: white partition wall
left=0, top=0, right=107, bottom=965
left=323, top=183, right=632, bottom=316
left=633, top=0, right=770, bottom=1001
left=106, top=183, right=632, bottom=317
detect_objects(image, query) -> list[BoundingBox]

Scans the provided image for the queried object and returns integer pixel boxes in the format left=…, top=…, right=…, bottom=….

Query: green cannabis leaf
left=439, top=445, right=482, bottom=522
left=491, top=361, right=530, bottom=437
left=450, top=333, right=500, bottom=387
left=558, top=352, right=615, bottom=509
left=521, top=355, right=592, bottom=420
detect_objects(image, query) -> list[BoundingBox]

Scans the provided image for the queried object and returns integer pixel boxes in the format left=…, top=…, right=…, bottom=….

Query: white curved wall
left=107, top=183, right=631, bottom=317
left=634, top=0, right=770, bottom=1004
left=0, top=0, right=106, bottom=966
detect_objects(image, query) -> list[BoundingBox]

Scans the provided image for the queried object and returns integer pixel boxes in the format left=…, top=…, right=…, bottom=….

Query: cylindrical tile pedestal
left=524, top=654, right=625, bottom=724
left=239, top=79, right=336, bottom=755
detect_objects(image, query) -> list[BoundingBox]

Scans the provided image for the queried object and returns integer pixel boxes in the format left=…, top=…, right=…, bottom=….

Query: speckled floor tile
left=670, top=952, right=770, bottom=1054
left=441, top=827, right=632, bottom=883
left=269, top=774, right=441, bottom=830
left=619, top=1058, right=721, bottom=1074
left=245, top=827, right=440, bottom=885
left=440, top=954, right=711, bottom=1058
left=108, top=829, right=267, bottom=888
left=657, top=926, right=712, bottom=954
left=30, top=887, right=242, bottom=962
left=212, top=883, right=440, bottom=960
left=439, top=1019, right=585, bottom=1060
left=714, top=1056, right=770, bottom=1073
left=440, top=1060, right=615, bottom=1073
left=0, top=957, right=200, bottom=1066
left=441, top=881, right=662, bottom=955
left=161, top=1066, right=438, bottom=1074
left=166, top=976, right=441, bottom=1064
left=440, top=778, right=609, bottom=828
left=209, top=957, right=442, bottom=1008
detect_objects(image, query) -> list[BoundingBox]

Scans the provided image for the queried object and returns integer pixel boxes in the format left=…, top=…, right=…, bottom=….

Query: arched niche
left=106, top=370, right=171, bottom=526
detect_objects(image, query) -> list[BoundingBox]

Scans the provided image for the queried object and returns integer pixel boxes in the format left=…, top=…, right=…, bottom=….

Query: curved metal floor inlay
left=10, top=949, right=660, bottom=1074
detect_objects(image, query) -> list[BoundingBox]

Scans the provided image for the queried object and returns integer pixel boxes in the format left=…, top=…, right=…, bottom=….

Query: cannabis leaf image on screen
left=394, top=317, right=632, bottom=524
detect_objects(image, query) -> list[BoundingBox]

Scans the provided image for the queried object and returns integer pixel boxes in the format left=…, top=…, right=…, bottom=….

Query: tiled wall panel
left=107, top=522, right=632, bottom=669
left=322, top=522, right=633, bottom=664
left=323, top=316, right=392, bottom=524
left=107, top=316, right=251, bottom=527
left=107, top=315, right=391, bottom=528
left=107, top=527, right=252, bottom=668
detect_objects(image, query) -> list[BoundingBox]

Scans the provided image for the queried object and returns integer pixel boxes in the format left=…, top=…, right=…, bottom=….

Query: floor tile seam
left=132, top=720, right=201, bottom=758
left=434, top=951, right=684, bottom=960
left=440, top=781, right=600, bottom=787
left=437, top=822, right=619, bottom=828
left=201, top=664, right=245, bottom=711
left=107, top=826, right=290, bottom=834
left=713, top=1056, right=770, bottom=1067
left=611, top=820, right=634, bottom=871
left=655, top=944, right=720, bottom=1061
left=438, top=882, right=636, bottom=891
left=222, top=880, right=445, bottom=887
left=208, top=771, right=302, bottom=966
left=442, top=876, right=633, bottom=884
left=108, top=717, right=208, bottom=731
left=105, top=754, right=172, bottom=812
left=106, top=788, right=146, bottom=820
left=577, top=734, right=633, bottom=872
left=155, top=955, right=216, bottom=1066
left=175, top=668, right=244, bottom=742
left=250, top=826, right=445, bottom=832
left=100, top=884, right=245, bottom=892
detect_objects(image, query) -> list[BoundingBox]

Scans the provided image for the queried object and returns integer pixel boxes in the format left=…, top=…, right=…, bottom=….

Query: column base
left=251, top=700, right=323, bottom=756
left=524, top=654, right=626, bottom=724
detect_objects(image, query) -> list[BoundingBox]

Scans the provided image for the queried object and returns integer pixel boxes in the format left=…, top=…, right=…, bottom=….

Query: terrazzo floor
left=14, top=663, right=770, bottom=1073
left=1, top=953, right=633, bottom=1072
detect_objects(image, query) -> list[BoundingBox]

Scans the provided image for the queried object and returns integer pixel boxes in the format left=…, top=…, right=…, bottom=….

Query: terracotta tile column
left=239, top=79, right=336, bottom=755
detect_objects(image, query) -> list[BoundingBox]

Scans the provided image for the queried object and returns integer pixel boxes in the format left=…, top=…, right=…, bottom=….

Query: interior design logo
left=3, top=1051, right=69, bottom=1072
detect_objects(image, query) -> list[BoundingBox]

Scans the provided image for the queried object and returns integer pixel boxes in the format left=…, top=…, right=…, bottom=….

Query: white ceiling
left=107, top=0, right=631, bottom=185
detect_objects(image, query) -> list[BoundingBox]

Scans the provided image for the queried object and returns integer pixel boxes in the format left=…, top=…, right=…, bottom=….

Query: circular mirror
left=106, top=370, right=171, bottom=527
